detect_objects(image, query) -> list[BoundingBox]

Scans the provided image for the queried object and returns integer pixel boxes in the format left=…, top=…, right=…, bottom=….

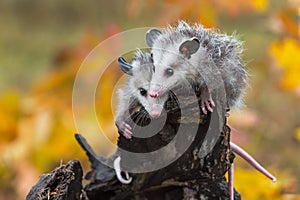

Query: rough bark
left=26, top=160, right=83, bottom=200
left=27, top=85, right=241, bottom=200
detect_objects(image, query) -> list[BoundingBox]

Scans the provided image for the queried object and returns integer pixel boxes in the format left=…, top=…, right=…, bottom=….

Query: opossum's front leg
left=118, top=121, right=133, bottom=139
left=200, top=87, right=215, bottom=114
left=115, top=113, right=133, bottom=139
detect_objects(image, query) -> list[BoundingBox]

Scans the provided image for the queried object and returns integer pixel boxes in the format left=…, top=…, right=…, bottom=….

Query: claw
left=209, top=99, right=215, bottom=107
left=124, top=123, right=132, bottom=130
left=123, top=128, right=133, bottom=139
left=200, top=87, right=215, bottom=114
left=113, top=156, right=132, bottom=184
left=123, top=132, right=131, bottom=139
left=119, top=122, right=133, bottom=139
left=201, top=106, right=207, bottom=114
left=205, top=101, right=213, bottom=113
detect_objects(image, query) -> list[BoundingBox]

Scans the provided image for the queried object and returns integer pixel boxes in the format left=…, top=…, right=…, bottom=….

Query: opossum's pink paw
left=120, top=122, right=133, bottom=139
left=200, top=88, right=215, bottom=114
left=206, top=99, right=215, bottom=112
left=201, top=105, right=208, bottom=114
left=201, top=98, right=215, bottom=114
left=124, top=123, right=132, bottom=131
left=209, top=99, right=215, bottom=107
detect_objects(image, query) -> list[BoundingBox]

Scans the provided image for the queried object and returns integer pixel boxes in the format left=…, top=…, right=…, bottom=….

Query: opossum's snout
left=149, top=104, right=163, bottom=118
left=149, top=84, right=162, bottom=98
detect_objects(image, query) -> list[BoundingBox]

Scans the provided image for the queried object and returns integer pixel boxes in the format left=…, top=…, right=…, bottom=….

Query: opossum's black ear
left=179, top=37, right=200, bottom=58
left=146, top=29, right=162, bottom=47
left=117, top=57, right=133, bottom=76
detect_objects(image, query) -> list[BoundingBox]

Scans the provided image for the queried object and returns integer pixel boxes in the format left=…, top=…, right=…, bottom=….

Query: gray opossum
left=115, top=50, right=276, bottom=199
left=115, top=50, right=169, bottom=138
left=115, top=24, right=275, bottom=199
left=146, top=21, right=247, bottom=115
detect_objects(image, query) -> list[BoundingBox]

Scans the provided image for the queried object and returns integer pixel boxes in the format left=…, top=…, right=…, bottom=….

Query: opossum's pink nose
left=149, top=84, right=161, bottom=98
left=149, top=93, right=159, bottom=98
left=150, top=104, right=163, bottom=118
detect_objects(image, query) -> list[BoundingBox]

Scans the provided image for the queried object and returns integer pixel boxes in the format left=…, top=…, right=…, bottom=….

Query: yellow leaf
left=281, top=68, right=300, bottom=90
left=296, top=127, right=300, bottom=141
left=251, top=0, right=268, bottom=12
left=0, top=91, right=20, bottom=143
left=231, top=167, right=283, bottom=200
left=269, top=38, right=300, bottom=91
left=270, top=39, right=300, bottom=70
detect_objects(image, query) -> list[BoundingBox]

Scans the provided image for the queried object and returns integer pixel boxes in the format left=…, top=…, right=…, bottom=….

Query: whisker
left=140, top=112, right=148, bottom=126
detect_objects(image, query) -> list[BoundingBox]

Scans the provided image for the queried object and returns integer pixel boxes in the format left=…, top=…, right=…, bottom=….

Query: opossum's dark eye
left=165, top=68, right=174, bottom=76
left=150, top=53, right=154, bottom=64
left=139, top=88, right=147, bottom=97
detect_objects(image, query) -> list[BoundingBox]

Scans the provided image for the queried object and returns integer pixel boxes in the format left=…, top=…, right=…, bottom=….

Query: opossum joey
left=146, top=22, right=247, bottom=116
left=147, top=33, right=214, bottom=114
left=115, top=51, right=169, bottom=138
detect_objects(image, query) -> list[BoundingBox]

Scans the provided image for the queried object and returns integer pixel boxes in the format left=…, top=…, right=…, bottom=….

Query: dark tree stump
left=83, top=86, right=241, bottom=199
left=26, top=160, right=83, bottom=200
left=27, top=85, right=241, bottom=200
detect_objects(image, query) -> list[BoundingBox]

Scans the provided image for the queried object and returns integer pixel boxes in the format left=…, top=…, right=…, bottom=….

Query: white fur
left=150, top=21, right=247, bottom=109
left=115, top=49, right=170, bottom=122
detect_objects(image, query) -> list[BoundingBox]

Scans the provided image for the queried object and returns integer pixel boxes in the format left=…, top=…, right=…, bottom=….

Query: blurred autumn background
left=0, top=0, right=299, bottom=199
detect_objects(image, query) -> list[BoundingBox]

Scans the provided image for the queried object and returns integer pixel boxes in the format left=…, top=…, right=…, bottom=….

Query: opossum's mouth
left=129, top=100, right=151, bottom=127
left=149, top=104, right=164, bottom=118
left=149, top=90, right=181, bottom=118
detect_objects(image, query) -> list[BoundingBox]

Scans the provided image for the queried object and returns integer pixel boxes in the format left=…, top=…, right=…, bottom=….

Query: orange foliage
left=0, top=25, right=123, bottom=198
left=266, top=3, right=300, bottom=197
left=2, top=0, right=300, bottom=198
left=127, top=0, right=269, bottom=26
left=213, top=0, right=268, bottom=16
